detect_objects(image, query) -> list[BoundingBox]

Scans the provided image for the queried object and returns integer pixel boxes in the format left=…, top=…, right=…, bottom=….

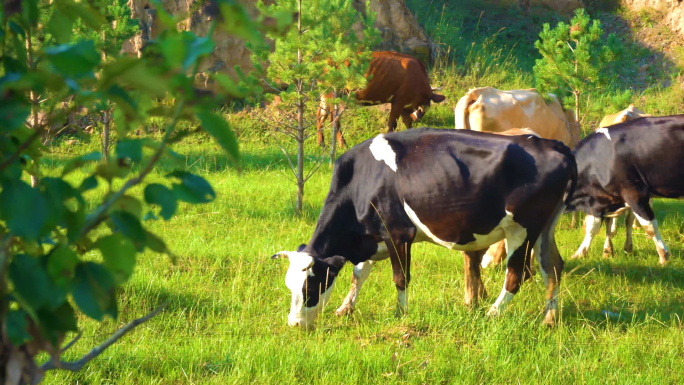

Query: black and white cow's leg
left=624, top=196, right=670, bottom=265
left=624, top=209, right=635, bottom=253
left=336, top=260, right=375, bottom=316
left=537, top=204, right=565, bottom=326
left=387, top=241, right=412, bottom=316
left=603, top=217, right=615, bottom=257
left=487, top=222, right=530, bottom=317
left=463, top=249, right=488, bottom=307
left=571, top=214, right=602, bottom=259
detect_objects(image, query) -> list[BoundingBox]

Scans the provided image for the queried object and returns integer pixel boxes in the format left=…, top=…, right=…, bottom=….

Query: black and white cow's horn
left=271, top=251, right=288, bottom=259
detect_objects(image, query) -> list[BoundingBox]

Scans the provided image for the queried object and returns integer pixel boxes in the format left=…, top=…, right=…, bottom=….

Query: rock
left=622, top=0, right=684, bottom=39
left=124, top=0, right=432, bottom=91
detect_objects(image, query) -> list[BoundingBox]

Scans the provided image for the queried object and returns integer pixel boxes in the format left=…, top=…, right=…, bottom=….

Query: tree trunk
left=329, top=91, right=338, bottom=167
left=103, top=109, right=110, bottom=162
left=295, top=0, right=304, bottom=215
left=26, top=29, right=40, bottom=188
left=574, top=91, right=580, bottom=131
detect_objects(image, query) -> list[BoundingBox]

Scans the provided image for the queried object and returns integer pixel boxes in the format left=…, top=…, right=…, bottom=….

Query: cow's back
left=356, top=52, right=431, bottom=104
left=575, top=116, right=684, bottom=201
left=456, top=87, right=575, bottom=148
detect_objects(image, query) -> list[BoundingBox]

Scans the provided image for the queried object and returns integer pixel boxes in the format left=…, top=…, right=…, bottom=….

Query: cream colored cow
left=454, top=87, right=580, bottom=149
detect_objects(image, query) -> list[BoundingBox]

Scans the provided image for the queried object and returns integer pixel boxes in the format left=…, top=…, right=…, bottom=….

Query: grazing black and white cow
left=271, top=128, right=576, bottom=329
left=568, top=115, right=684, bottom=265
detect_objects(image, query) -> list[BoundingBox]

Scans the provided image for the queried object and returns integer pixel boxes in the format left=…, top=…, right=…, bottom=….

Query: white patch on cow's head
left=412, top=105, right=430, bottom=121
left=596, top=127, right=611, bottom=140
left=278, top=251, right=338, bottom=329
left=369, top=134, right=397, bottom=172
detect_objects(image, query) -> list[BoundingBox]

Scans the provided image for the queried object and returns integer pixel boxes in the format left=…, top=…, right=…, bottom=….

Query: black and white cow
left=568, top=116, right=684, bottom=265
left=271, top=128, right=576, bottom=329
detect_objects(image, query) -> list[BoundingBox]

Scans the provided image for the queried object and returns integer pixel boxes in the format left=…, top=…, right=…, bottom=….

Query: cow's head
left=411, top=91, right=446, bottom=121
left=271, top=244, right=346, bottom=329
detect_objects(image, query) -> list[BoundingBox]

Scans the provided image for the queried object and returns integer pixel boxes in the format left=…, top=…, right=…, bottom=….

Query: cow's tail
left=454, top=91, right=474, bottom=130
left=553, top=141, right=577, bottom=207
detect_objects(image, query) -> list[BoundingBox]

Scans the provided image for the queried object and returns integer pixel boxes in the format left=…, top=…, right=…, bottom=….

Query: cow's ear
left=297, top=244, right=307, bottom=252
left=432, top=94, right=446, bottom=103
left=324, top=256, right=346, bottom=270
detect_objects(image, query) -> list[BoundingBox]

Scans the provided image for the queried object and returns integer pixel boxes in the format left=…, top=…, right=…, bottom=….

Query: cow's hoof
left=486, top=306, right=502, bottom=317
left=570, top=252, right=584, bottom=260
left=602, top=249, right=613, bottom=258
left=659, top=251, right=670, bottom=266
left=624, top=243, right=633, bottom=253
left=394, top=306, right=408, bottom=318
left=543, top=309, right=557, bottom=326
left=336, top=306, right=354, bottom=317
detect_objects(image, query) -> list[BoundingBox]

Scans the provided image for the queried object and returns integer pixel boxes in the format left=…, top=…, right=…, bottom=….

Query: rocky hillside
left=124, top=0, right=432, bottom=90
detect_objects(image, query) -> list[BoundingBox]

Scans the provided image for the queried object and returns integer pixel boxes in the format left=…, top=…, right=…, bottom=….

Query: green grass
left=39, top=133, right=684, bottom=384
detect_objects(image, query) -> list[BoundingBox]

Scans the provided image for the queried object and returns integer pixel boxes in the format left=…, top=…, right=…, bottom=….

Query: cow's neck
left=305, top=198, right=376, bottom=264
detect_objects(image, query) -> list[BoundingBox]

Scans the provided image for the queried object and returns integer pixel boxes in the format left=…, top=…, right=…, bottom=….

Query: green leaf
left=0, top=97, right=31, bottom=133
left=166, top=171, right=216, bottom=204
left=73, top=262, right=116, bottom=321
left=6, top=310, right=31, bottom=345
left=79, top=174, right=99, bottom=192
left=47, top=8, right=74, bottom=44
left=0, top=179, right=47, bottom=241
left=62, top=152, right=102, bottom=176
left=117, top=61, right=167, bottom=97
left=144, top=184, right=177, bottom=220
left=95, top=161, right=130, bottom=181
left=184, top=36, right=214, bottom=71
left=212, top=73, right=246, bottom=98
left=109, top=211, right=147, bottom=246
left=63, top=1, right=106, bottom=32
left=145, top=230, right=175, bottom=263
left=116, top=139, right=144, bottom=162
left=196, top=110, right=240, bottom=164
left=109, top=195, right=143, bottom=219
left=47, top=246, right=79, bottom=288
left=37, top=302, right=78, bottom=345
left=45, top=41, right=101, bottom=79
left=9, top=254, right=65, bottom=312
left=96, top=233, right=137, bottom=285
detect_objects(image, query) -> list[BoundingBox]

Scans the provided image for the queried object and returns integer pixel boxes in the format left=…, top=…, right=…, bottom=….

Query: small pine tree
left=533, top=8, right=622, bottom=134
left=257, top=0, right=379, bottom=214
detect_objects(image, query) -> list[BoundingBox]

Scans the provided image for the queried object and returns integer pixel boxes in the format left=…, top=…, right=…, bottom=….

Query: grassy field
left=37, top=1, right=684, bottom=383
left=38, top=132, right=684, bottom=384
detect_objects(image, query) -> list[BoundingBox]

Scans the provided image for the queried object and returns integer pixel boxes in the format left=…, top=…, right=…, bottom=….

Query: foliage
left=533, top=8, right=623, bottom=128
left=0, top=0, right=292, bottom=382
left=255, top=0, right=380, bottom=214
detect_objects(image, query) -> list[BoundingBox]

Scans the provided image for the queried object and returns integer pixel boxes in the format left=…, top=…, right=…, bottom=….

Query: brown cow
left=316, top=51, right=446, bottom=147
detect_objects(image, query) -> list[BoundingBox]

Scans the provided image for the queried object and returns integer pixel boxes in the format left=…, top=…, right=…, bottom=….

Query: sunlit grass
left=38, top=132, right=684, bottom=384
